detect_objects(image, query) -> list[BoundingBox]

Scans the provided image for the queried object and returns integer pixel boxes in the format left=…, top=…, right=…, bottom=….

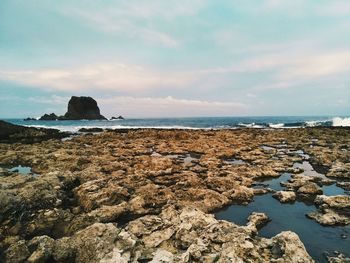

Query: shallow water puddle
left=261, top=145, right=275, bottom=151
left=8, top=165, right=38, bottom=176
left=217, top=159, right=350, bottom=262
left=288, top=149, right=310, bottom=160
left=254, top=173, right=291, bottom=191
left=216, top=193, right=350, bottom=262
left=225, top=158, right=247, bottom=165
left=293, top=161, right=327, bottom=178
left=322, top=184, right=348, bottom=196
left=182, top=153, right=201, bottom=164
left=150, top=152, right=162, bottom=157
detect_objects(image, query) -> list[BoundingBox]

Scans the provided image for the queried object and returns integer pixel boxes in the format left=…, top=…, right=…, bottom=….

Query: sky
left=0, top=0, right=349, bottom=118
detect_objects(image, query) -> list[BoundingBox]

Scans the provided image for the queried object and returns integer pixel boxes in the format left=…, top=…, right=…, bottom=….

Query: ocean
left=3, top=116, right=350, bottom=132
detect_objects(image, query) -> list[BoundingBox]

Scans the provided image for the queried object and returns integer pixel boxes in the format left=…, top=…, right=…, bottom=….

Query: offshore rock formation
left=39, top=113, right=59, bottom=121
left=63, top=96, right=106, bottom=120
left=0, top=128, right=349, bottom=262
left=111, top=116, right=124, bottom=120
left=37, top=96, right=107, bottom=121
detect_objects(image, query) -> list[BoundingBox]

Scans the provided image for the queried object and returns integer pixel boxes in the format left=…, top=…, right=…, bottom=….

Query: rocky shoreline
left=0, top=126, right=349, bottom=262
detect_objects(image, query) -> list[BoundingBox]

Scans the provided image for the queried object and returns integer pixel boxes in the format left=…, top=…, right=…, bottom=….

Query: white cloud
left=317, top=1, right=350, bottom=16
left=281, top=52, right=350, bottom=78
left=2, top=48, right=350, bottom=95
left=1, top=94, right=248, bottom=118
left=99, top=96, right=248, bottom=118
left=0, top=64, right=194, bottom=92
left=59, top=0, right=207, bottom=48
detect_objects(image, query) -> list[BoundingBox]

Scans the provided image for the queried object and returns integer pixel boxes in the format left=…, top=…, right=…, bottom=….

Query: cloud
left=0, top=64, right=194, bottom=93
left=70, top=10, right=179, bottom=47
left=97, top=96, right=249, bottom=118
left=317, top=1, right=350, bottom=16
left=2, top=48, right=350, bottom=96
left=281, top=51, right=350, bottom=78
left=58, top=0, right=207, bottom=48
left=1, top=94, right=248, bottom=118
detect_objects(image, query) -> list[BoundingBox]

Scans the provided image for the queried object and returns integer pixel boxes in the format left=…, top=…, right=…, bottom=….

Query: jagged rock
left=52, top=237, right=76, bottom=262
left=24, top=117, right=36, bottom=121
left=4, top=240, right=30, bottom=263
left=336, top=181, right=350, bottom=191
left=1, top=127, right=349, bottom=262
left=150, top=249, right=174, bottom=263
left=273, top=191, right=296, bottom=203
left=246, top=212, right=270, bottom=233
left=126, top=206, right=313, bottom=262
left=307, top=209, right=350, bottom=226
left=327, top=253, right=350, bottom=263
left=78, top=127, right=104, bottom=133
left=327, top=161, right=350, bottom=179
left=297, top=182, right=323, bottom=195
left=27, top=235, right=55, bottom=263
left=111, top=116, right=124, bottom=120
left=307, top=195, right=350, bottom=226
left=39, top=113, right=58, bottom=121
left=268, top=231, right=314, bottom=263
left=314, top=195, right=350, bottom=210
left=66, top=223, right=135, bottom=263
left=62, top=96, right=106, bottom=120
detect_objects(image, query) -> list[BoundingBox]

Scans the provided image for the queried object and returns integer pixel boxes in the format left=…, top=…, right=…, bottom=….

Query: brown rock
left=273, top=191, right=297, bottom=203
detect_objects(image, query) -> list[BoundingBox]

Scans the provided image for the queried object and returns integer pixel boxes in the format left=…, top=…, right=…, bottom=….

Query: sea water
left=3, top=116, right=350, bottom=132
left=216, top=172, right=350, bottom=262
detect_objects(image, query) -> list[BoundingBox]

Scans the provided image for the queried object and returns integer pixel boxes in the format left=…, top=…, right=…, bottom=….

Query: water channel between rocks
left=216, top=151, right=350, bottom=263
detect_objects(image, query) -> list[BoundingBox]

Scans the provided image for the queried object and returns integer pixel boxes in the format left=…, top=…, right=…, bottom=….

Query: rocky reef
left=0, top=127, right=349, bottom=262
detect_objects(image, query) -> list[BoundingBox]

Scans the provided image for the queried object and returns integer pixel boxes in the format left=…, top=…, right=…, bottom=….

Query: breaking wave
left=332, top=117, right=350, bottom=127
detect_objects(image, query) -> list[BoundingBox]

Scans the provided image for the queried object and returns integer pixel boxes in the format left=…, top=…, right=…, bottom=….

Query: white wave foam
left=305, top=121, right=319, bottom=127
left=238, top=122, right=264, bottom=128
left=23, top=124, right=212, bottom=132
left=305, top=119, right=331, bottom=127
left=332, top=117, right=350, bottom=127
left=269, top=123, right=284, bottom=128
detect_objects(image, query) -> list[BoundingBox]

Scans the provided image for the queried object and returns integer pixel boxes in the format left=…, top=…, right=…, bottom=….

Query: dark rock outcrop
left=24, top=117, right=36, bottom=121
left=0, top=120, right=68, bottom=143
left=62, top=96, right=106, bottom=120
left=39, top=113, right=58, bottom=121
left=111, top=116, right=124, bottom=120
left=78, top=128, right=104, bottom=133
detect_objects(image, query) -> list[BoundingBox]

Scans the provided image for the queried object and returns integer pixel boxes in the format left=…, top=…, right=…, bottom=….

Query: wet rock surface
left=0, top=127, right=349, bottom=262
